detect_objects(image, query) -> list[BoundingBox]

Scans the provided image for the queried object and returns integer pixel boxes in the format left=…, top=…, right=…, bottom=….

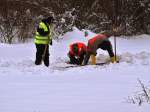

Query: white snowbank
left=0, top=28, right=150, bottom=112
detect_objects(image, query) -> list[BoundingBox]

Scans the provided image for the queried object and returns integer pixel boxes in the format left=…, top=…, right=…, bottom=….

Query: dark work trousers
left=35, top=44, right=49, bottom=67
left=99, top=40, right=114, bottom=57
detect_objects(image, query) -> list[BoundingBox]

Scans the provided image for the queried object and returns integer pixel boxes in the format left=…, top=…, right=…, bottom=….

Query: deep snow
left=0, top=28, right=150, bottom=112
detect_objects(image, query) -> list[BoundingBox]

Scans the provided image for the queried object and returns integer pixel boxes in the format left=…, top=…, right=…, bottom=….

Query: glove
left=49, top=39, right=52, bottom=45
left=91, top=55, right=96, bottom=65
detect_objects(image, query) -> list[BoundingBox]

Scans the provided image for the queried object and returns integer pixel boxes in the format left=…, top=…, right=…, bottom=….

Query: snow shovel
left=41, top=44, right=48, bottom=64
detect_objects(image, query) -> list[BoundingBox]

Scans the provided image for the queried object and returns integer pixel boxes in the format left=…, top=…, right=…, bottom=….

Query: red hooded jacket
left=87, top=34, right=107, bottom=53
left=69, top=42, right=87, bottom=57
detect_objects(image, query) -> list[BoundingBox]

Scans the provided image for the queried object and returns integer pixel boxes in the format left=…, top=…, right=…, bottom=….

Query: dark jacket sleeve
left=78, top=48, right=84, bottom=56
left=37, top=27, right=49, bottom=36
left=83, top=52, right=91, bottom=65
left=78, top=51, right=85, bottom=65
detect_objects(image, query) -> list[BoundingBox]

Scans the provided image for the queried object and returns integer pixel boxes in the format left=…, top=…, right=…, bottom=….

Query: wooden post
left=113, top=0, right=119, bottom=63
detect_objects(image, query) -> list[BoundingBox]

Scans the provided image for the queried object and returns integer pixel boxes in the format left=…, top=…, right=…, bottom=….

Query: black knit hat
left=46, top=16, right=54, bottom=24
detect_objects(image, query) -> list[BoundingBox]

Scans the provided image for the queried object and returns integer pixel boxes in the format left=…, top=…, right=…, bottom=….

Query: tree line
left=0, top=0, right=150, bottom=43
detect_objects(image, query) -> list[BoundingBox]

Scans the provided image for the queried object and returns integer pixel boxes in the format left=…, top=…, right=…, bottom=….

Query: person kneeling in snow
left=68, top=42, right=87, bottom=65
left=83, top=31, right=115, bottom=65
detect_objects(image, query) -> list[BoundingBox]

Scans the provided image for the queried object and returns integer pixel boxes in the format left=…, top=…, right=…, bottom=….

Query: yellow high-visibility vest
left=34, top=22, right=52, bottom=44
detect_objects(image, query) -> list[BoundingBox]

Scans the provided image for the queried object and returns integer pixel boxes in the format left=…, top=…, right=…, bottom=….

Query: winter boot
left=91, top=55, right=96, bottom=65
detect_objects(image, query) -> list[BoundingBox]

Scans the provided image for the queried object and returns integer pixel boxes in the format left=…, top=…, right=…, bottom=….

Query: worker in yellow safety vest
left=34, top=16, right=54, bottom=67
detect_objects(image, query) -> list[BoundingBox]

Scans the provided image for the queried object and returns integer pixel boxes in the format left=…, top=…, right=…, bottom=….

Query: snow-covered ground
left=0, top=28, right=150, bottom=112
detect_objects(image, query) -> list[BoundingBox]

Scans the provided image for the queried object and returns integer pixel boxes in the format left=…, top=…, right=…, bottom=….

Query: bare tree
left=126, top=79, right=150, bottom=106
left=0, top=0, right=19, bottom=44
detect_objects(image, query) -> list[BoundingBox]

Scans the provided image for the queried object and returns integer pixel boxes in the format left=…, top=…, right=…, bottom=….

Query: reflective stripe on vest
left=39, top=22, right=48, bottom=32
